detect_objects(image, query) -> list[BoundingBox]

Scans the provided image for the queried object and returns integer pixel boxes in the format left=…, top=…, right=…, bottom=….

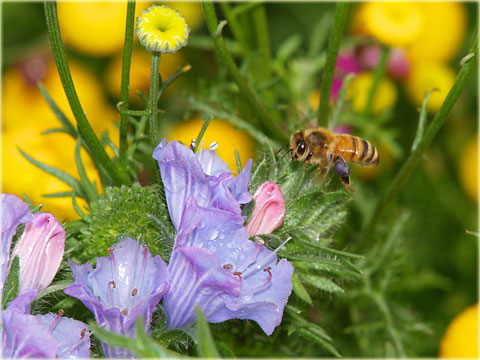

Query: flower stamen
left=242, top=267, right=273, bottom=295
left=48, top=309, right=64, bottom=333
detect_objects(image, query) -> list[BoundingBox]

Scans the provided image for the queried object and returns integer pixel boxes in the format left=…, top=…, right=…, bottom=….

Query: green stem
left=371, top=293, right=405, bottom=357
left=363, top=36, right=478, bottom=242
left=202, top=1, right=287, bottom=144
left=317, top=2, right=350, bottom=127
left=148, top=51, right=161, bottom=147
left=219, top=2, right=250, bottom=56
left=252, top=4, right=272, bottom=81
left=119, top=0, right=136, bottom=168
left=44, top=1, right=130, bottom=186
left=363, top=45, right=389, bottom=118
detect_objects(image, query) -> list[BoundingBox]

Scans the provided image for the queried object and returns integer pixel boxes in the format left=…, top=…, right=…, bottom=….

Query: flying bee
left=283, top=127, right=379, bottom=192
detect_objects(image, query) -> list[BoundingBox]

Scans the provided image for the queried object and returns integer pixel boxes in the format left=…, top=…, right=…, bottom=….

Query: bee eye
left=297, top=141, right=306, bottom=156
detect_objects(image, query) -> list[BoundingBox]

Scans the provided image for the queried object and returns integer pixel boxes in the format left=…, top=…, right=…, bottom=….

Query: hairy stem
left=119, top=0, right=136, bottom=168
left=317, top=2, right=350, bottom=127
left=202, top=1, right=287, bottom=143
left=149, top=52, right=161, bottom=147
left=44, top=1, right=130, bottom=186
left=363, top=36, right=478, bottom=242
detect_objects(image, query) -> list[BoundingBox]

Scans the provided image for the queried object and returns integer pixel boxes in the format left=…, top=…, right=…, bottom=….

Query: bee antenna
left=275, top=148, right=292, bottom=167
left=274, top=145, right=288, bottom=157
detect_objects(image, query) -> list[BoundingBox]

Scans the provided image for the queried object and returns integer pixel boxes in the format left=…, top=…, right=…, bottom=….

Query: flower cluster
left=0, top=194, right=90, bottom=358
left=350, top=2, right=466, bottom=113
left=56, top=139, right=292, bottom=357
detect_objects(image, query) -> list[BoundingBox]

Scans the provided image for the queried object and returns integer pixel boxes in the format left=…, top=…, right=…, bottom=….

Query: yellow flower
left=2, top=58, right=118, bottom=220
left=136, top=5, right=190, bottom=53
left=459, top=136, right=478, bottom=203
left=348, top=72, right=397, bottom=115
left=361, top=2, right=423, bottom=47
left=408, top=2, right=466, bottom=62
left=105, top=48, right=184, bottom=101
left=3, top=58, right=117, bottom=135
left=404, top=62, right=456, bottom=113
left=163, top=2, right=203, bottom=32
left=308, top=89, right=320, bottom=111
left=166, top=117, right=256, bottom=173
left=58, top=2, right=152, bottom=56
left=2, top=123, right=101, bottom=221
left=439, top=304, right=479, bottom=358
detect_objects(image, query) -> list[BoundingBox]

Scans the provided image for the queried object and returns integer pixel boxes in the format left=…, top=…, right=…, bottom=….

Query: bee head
left=290, top=131, right=309, bottom=161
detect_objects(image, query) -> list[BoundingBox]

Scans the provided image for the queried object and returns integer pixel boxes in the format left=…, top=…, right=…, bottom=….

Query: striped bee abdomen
left=335, top=135, right=379, bottom=166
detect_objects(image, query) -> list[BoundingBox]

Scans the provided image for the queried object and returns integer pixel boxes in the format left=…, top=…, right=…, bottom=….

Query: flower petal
left=153, top=139, right=210, bottom=229
left=246, top=182, right=285, bottom=236
left=13, top=213, right=65, bottom=295
left=154, top=140, right=252, bottom=229
left=36, top=314, right=90, bottom=358
left=1, top=291, right=57, bottom=358
left=164, top=246, right=241, bottom=329
left=0, top=194, right=33, bottom=296
left=64, top=238, right=169, bottom=358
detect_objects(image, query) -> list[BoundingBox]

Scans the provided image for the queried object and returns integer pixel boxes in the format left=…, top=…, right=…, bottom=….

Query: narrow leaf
left=1, top=256, right=20, bottom=310
left=301, top=274, right=344, bottom=293
left=292, top=272, right=312, bottom=304
left=37, top=81, right=78, bottom=138
left=74, top=138, right=98, bottom=203
left=18, top=147, right=86, bottom=198
left=195, top=306, right=220, bottom=358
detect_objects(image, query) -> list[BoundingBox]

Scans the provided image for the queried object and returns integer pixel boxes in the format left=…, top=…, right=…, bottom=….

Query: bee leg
left=334, top=157, right=354, bottom=192
left=318, top=165, right=328, bottom=184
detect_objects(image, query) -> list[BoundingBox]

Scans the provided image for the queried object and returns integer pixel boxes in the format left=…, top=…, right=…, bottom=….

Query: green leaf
left=36, top=280, right=72, bottom=299
left=74, top=138, right=99, bottom=203
left=195, top=306, right=220, bottom=358
left=90, top=317, right=178, bottom=358
left=301, top=274, right=344, bottom=293
left=18, top=147, right=86, bottom=199
left=297, top=328, right=341, bottom=358
left=37, top=81, right=78, bottom=138
left=1, top=256, right=20, bottom=310
left=292, top=272, right=312, bottom=304
left=192, top=116, right=213, bottom=152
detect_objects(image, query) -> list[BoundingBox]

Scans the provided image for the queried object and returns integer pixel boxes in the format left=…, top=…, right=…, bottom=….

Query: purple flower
left=64, top=237, right=170, bottom=358
left=0, top=194, right=33, bottom=299
left=153, top=139, right=252, bottom=230
left=12, top=213, right=65, bottom=295
left=1, top=290, right=90, bottom=358
left=155, top=140, right=294, bottom=335
left=164, top=198, right=293, bottom=335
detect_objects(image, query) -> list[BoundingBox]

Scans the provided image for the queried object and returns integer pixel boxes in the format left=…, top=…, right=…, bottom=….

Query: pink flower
left=12, top=213, right=65, bottom=295
left=246, top=182, right=286, bottom=236
left=357, top=45, right=410, bottom=79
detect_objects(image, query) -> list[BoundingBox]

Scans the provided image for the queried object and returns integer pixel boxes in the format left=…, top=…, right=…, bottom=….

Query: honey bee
left=287, top=127, right=379, bottom=191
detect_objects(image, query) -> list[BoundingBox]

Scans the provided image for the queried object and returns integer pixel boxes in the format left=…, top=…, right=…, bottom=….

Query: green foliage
left=247, top=145, right=361, bottom=356
left=91, top=317, right=180, bottom=358
left=195, top=307, right=221, bottom=358
left=1, top=256, right=20, bottom=310
left=72, top=183, right=174, bottom=263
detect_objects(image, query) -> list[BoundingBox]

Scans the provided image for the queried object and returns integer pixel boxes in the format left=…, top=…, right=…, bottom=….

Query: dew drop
left=209, top=229, right=219, bottom=241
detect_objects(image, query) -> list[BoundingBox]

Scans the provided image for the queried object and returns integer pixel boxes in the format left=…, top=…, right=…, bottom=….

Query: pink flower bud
left=246, top=182, right=285, bottom=236
left=12, top=213, right=65, bottom=295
